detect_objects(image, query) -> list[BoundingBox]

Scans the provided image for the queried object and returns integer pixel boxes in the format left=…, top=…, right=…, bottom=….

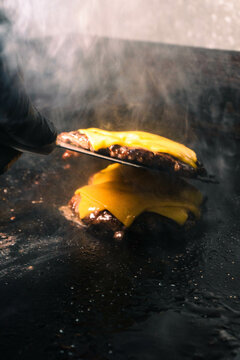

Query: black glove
left=0, top=10, right=57, bottom=174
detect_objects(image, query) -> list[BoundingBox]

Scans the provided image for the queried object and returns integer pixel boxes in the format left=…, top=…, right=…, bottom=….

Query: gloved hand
left=0, top=10, right=57, bottom=174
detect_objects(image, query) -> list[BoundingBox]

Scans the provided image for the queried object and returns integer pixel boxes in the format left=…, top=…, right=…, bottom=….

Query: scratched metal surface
left=0, top=129, right=240, bottom=360
left=1, top=37, right=240, bottom=360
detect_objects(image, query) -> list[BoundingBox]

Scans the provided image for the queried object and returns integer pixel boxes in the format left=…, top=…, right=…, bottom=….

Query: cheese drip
left=75, top=164, right=202, bottom=227
left=78, top=128, right=198, bottom=169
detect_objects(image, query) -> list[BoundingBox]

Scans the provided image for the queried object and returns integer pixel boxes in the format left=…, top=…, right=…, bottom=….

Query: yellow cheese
left=75, top=164, right=202, bottom=227
left=78, top=128, right=198, bottom=169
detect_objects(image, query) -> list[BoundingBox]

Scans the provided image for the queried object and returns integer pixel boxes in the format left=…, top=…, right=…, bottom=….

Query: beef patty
left=68, top=193, right=197, bottom=241
left=58, top=131, right=206, bottom=178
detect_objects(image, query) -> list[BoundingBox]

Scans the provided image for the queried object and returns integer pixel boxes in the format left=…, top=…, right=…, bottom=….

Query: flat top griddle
left=1, top=36, right=240, bottom=360
left=0, top=130, right=240, bottom=360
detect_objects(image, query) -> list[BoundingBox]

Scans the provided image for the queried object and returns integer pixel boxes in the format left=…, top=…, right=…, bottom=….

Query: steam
left=0, top=1, right=237, bottom=195
left=1, top=1, right=239, bottom=149
left=3, top=0, right=240, bottom=48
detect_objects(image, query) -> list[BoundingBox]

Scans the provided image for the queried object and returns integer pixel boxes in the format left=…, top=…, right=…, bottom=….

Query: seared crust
left=58, top=131, right=92, bottom=150
left=68, top=193, right=195, bottom=240
left=58, top=131, right=206, bottom=178
left=99, top=145, right=206, bottom=178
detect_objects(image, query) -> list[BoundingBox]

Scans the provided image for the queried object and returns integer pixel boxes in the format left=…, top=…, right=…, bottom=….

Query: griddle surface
left=0, top=132, right=240, bottom=360
left=1, top=33, right=240, bottom=360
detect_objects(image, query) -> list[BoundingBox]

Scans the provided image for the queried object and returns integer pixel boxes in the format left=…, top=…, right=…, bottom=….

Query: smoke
left=1, top=0, right=239, bottom=147
left=3, top=0, right=240, bottom=48
left=0, top=1, right=238, bottom=203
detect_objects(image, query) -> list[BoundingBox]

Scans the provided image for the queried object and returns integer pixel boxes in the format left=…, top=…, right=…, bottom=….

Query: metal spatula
left=56, top=140, right=217, bottom=183
left=56, top=140, right=149, bottom=170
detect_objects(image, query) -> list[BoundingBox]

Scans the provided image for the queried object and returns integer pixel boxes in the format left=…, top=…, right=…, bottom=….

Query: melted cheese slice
left=78, top=128, right=198, bottom=169
left=75, top=164, right=202, bottom=227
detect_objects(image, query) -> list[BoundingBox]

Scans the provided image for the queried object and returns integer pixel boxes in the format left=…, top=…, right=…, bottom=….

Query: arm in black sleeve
left=0, top=10, right=57, bottom=173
